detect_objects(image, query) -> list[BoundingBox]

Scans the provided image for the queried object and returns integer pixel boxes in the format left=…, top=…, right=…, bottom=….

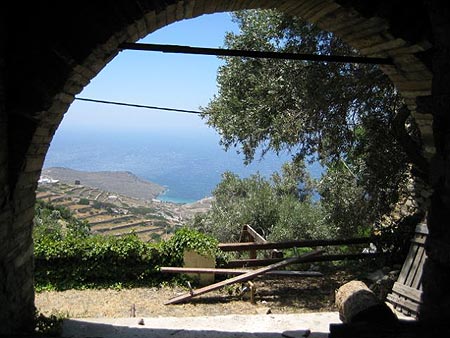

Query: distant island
left=42, top=167, right=165, bottom=201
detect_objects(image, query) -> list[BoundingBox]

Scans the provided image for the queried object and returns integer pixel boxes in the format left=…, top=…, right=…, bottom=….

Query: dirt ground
left=35, top=270, right=356, bottom=319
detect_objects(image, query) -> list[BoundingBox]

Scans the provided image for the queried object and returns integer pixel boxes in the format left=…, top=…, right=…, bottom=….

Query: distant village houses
left=38, top=176, right=59, bottom=184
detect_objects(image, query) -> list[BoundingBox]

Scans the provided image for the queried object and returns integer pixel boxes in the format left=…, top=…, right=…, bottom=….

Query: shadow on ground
left=63, top=321, right=327, bottom=338
left=62, top=313, right=337, bottom=338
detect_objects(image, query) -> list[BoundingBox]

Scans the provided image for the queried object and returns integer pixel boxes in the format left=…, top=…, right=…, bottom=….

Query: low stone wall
left=375, top=166, right=432, bottom=259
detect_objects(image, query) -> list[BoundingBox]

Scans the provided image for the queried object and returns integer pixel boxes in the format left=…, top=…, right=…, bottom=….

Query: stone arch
left=2, top=0, right=444, bottom=335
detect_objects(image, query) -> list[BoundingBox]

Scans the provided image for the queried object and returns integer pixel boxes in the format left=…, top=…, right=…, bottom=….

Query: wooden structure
left=387, top=223, right=428, bottom=318
left=220, top=225, right=378, bottom=268
left=161, top=225, right=381, bottom=305
left=183, top=250, right=215, bottom=286
left=330, top=224, right=430, bottom=337
left=164, top=250, right=323, bottom=305
left=238, top=224, right=268, bottom=259
left=160, top=266, right=323, bottom=277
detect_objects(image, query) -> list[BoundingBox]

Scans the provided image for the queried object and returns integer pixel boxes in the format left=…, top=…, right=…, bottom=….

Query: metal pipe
left=119, top=42, right=394, bottom=65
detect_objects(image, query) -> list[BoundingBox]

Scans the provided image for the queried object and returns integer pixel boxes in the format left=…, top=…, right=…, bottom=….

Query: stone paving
left=62, top=312, right=340, bottom=338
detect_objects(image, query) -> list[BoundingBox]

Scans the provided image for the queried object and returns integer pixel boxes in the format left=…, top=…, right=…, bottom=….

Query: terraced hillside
left=36, top=175, right=212, bottom=241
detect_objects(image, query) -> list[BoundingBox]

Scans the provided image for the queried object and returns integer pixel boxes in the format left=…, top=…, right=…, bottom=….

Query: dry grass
left=35, top=271, right=355, bottom=319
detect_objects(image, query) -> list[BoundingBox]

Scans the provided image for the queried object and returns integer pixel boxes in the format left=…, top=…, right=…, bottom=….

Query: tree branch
left=392, top=105, right=429, bottom=180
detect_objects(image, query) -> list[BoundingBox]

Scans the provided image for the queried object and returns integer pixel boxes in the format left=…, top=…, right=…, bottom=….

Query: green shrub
left=158, top=227, right=225, bottom=267
left=92, top=200, right=116, bottom=210
left=78, top=198, right=90, bottom=205
left=34, top=203, right=226, bottom=290
left=128, top=206, right=156, bottom=215
left=34, top=233, right=161, bottom=290
left=34, top=310, right=67, bottom=336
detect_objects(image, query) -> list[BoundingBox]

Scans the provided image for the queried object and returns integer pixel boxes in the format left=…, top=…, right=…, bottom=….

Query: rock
left=257, top=307, right=272, bottom=315
left=282, top=329, right=311, bottom=338
left=366, top=269, right=384, bottom=282
left=369, top=270, right=399, bottom=300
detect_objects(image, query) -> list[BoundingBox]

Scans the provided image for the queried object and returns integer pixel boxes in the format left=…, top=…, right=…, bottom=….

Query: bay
left=43, top=126, right=322, bottom=204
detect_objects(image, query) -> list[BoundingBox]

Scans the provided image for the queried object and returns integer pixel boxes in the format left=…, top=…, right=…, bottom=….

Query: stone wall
left=421, top=1, right=450, bottom=322
left=375, top=166, right=432, bottom=261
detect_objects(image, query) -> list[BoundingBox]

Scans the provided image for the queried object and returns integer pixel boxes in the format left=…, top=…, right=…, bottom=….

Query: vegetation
left=33, top=10, right=419, bottom=293
left=33, top=201, right=221, bottom=291
left=34, top=200, right=91, bottom=240
left=128, top=206, right=157, bottom=215
left=78, top=198, right=90, bottom=205
left=92, top=200, right=116, bottom=210
left=199, top=10, right=417, bottom=243
left=34, top=310, right=67, bottom=337
left=191, top=162, right=335, bottom=242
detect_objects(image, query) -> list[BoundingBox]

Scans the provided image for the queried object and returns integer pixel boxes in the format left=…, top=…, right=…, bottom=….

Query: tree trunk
left=335, top=281, right=398, bottom=324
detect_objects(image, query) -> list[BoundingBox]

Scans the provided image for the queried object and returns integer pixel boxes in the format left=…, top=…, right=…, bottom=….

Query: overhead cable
left=75, top=97, right=202, bottom=114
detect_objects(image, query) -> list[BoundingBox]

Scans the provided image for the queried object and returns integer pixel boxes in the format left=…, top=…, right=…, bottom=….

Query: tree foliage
left=201, top=9, right=411, bottom=229
left=34, top=200, right=91, bottom=241
left=191, top=162, right=334, bottom=242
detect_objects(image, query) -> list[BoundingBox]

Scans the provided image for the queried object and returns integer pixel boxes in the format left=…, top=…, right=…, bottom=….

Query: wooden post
left=248, top=281, right=256, bottom=304
left=239, top=225, right=264, bottom=259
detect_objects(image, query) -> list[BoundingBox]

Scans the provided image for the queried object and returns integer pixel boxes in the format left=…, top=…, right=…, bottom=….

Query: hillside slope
left=42, top=167, right=165, bottom=200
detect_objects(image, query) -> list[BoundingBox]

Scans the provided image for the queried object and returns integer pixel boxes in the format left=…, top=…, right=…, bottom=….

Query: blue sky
left=61, top=12, right=238, bottom=133
left=46, top=12, right=324, bottom=201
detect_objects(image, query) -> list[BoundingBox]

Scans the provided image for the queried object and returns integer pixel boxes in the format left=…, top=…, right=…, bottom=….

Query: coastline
left=39, top=167, right=214, bottom=231
left=42, top=167, right=166, bottom=201
left=41, top=167, right=213, bottom=207
left=156, top=189, right=199, bottom=204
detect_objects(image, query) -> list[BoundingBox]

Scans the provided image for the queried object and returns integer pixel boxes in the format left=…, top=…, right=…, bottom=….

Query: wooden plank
left=164, top=250, right=323, bottom=305
left=411, top=247, right=426, bottom=289
left=392, top=282, right=423, bottom=303
left=218, top=237, right=373, bottom=252
left=397, top=242, right=419, bottom=284
left=160, top=266, right=323, bottom=277
left=223, top=253, right=382, bottom=268
left=386, top=222, right=428, bottom=315
left=239, top=225, right=251, bottom=243
left=411, top=234, right=426, bottom=245
left=405, top=245, right=425, bottom=287
left=244, top=224, right=267, bottom=244
left=415, top=222, right=429, bottom=235
left=238, top=225, right=263, bottom=259
left=386, top=293, right=420, bottom=314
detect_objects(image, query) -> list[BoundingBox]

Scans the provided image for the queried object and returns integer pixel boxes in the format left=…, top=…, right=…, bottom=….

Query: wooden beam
left=160, top=266, right=323, bottom=277
left=164, top=250, right=323, bottom=305
left=223, top=253, right=383, bottom=268
left=239, top=225, right=267, bottom=259
left=119, top=42, right=394, bottom=65
left=243, top=224, right=267, bottom=244
left=218, top=237, right=373, bottom=252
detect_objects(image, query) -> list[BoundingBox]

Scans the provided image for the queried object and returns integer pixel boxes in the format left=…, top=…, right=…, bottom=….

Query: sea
left=43, top=127, right=323, bottom=204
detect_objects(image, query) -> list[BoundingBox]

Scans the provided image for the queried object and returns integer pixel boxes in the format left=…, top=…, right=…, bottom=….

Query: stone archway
left=2, top=0, right=448, bottom=334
